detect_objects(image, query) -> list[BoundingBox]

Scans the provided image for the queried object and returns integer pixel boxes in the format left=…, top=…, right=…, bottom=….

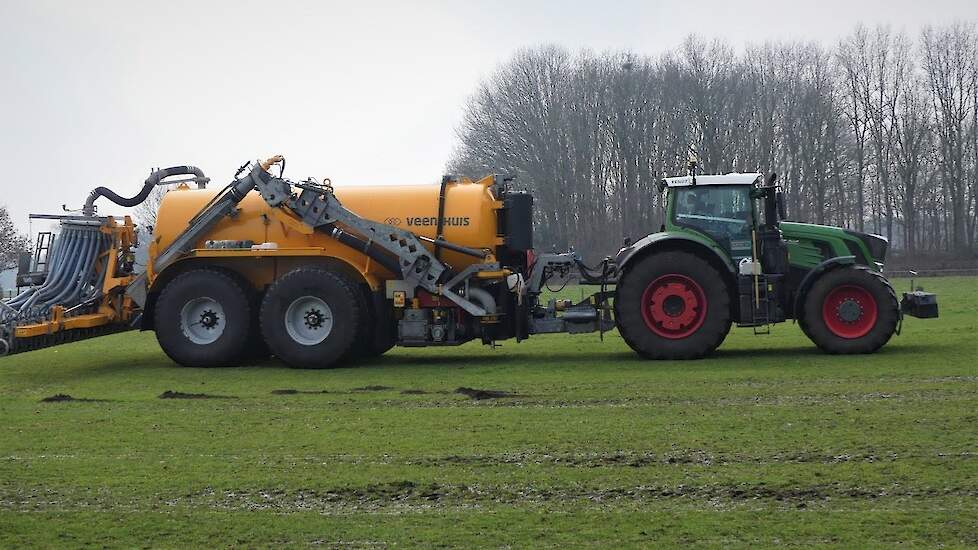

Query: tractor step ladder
left=752, top=275, right=772, bottom=335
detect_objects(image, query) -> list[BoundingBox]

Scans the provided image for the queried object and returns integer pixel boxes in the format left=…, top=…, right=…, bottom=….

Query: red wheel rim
left=640, top=274, right=708, bottom=339
left=821, top=285, right=878, bottom=339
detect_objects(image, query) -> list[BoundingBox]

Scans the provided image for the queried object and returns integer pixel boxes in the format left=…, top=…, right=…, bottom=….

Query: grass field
left=0, top=276, right=975, bottom=547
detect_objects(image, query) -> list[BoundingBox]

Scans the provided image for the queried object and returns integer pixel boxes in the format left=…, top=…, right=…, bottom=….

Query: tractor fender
left=792, top=255, right=855, bottom=318
left=615, top=231, right=736, bottom=276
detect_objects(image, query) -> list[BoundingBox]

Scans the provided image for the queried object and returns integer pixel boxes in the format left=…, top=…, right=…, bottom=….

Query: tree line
left=450, top=23, right=978, bottom=260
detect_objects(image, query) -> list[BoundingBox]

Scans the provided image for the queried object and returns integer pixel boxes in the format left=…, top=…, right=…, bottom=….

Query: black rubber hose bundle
left=83, top=165, right=207, bottom=215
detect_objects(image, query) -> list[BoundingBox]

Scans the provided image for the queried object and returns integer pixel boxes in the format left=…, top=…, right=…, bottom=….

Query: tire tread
left=614, top=251, right=732, bottom=360
left=799, top=265, right=899, bottom=354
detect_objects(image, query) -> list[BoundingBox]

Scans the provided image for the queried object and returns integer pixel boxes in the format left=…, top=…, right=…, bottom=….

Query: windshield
left=672, top=185, right=753, bottom=259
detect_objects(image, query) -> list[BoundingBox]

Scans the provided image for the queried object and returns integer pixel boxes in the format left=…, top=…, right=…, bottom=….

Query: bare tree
left=860, top=27, right=910, bottom=242
left=678, top=37, right=748, bottom=174
left=0, top=206, right=30, bottom=271
left=132, top=186, right=169, bottom=230
left=921, top=22, right=978, bottom=253
left=893, top=74, right=932, bottom=252
left=837, top=26, right=872, bottom=231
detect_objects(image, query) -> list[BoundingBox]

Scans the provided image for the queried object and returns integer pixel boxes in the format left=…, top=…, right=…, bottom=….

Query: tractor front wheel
left=800, top=266, right=899, bottom=354
left=615, top=251, right=732, bottom=359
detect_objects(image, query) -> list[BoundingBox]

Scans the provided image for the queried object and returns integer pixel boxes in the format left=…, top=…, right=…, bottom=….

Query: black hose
left=329, top=227, right=403, bottom=275
left=83, top=165, right=208, bottom=215
left=574, top=258, right=617, bottom=284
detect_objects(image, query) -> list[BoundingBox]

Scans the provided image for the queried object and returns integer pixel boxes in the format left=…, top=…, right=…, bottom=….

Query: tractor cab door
left=670, top=184, right=755, bottom=263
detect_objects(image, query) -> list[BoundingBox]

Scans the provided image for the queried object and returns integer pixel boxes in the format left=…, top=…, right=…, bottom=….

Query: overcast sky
left=1, top=0, right=974, bottom=232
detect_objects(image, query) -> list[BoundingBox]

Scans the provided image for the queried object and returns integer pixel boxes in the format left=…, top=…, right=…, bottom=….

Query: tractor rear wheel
left=154, top=268, right=253, bottom=367
left=259, top=268, right=362, bottom=369
left=615, top=251, right=731, bottom=359
left=800, top=266, right=898, bottom=354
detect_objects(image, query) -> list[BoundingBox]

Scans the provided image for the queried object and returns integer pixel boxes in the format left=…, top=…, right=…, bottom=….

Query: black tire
left=222, top=269, right=270, bottom=362
left=244, top=289, right=272, bottom=361
left=799, top=266, right=899, bottom=354
left=259, top=268, right=362, bottom=369
left=154, top=268, right=253, bottom=367
left=614, top=251, right=732, bottom=359
left=348, top=286, right=397, bottom=360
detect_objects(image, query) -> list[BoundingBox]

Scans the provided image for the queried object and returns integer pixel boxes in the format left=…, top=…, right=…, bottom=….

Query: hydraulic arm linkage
left=130, top=157, right=497, bottom=317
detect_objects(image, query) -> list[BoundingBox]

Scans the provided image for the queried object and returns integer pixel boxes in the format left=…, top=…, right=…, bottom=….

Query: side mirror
left=776, top=191, right=787, bottom=221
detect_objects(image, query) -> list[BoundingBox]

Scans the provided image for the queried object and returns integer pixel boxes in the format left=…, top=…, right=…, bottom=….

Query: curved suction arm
left=83, top=165, right=209, bottom=215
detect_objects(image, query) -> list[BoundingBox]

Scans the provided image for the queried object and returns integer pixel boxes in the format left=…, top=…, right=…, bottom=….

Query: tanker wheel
left=259, top=268, right=362, bottom=369
left=800, top=266, right=898, bottom=354
left=221, top=269, right=270, bottom=362
left=614, top=251, right=731, bottom=359
left=154, top=268, right=253, bottom=367
left=348, top=286, right=396, bottom=360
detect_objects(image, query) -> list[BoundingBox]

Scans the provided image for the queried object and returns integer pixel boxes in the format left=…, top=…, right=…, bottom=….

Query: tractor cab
left=655, top=172, right=792, bottom=328
left=660, top=172, right=769, bottom=264
left=660, top=172, right=790, bottom=273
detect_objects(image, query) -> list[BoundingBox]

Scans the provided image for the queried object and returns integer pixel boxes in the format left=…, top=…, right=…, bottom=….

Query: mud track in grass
left=39, top=394, right=111, bottom=403
left=4, top=482, right=977, bottom=513
left=158, top=390, right=238, bottom=400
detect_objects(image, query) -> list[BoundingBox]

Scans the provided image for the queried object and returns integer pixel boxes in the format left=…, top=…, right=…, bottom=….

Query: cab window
left=672, top=185, right=753, bottom=260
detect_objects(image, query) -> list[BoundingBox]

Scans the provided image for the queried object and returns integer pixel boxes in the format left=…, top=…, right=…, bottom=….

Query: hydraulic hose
left=329, top=226, right=403, bottom=275
left=467, top=287, right=497, bottom=315
left=83, top=165, right=208, bottom=215
left=2, top=224, right=108, bottom=320
left=44, top=231, right=99, bottom=311
left=35, top=233, right=88, bottom=309
left=19, top=230, right=80, bottom=312
left=29, top=229, right=83, bottom=301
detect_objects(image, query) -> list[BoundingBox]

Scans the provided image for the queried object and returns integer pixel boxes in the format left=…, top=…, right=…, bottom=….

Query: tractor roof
left=662, top=172, right=764, bottom=188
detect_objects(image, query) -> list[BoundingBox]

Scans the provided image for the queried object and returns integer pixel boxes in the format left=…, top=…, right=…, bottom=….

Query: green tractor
left=612, top=171, right=939, bottom=358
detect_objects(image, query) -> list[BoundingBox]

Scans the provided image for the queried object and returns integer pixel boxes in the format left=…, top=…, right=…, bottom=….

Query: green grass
left=1, top=276, right=976, bottom=548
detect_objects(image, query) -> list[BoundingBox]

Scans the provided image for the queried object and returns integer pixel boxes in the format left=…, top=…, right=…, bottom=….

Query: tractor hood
left=843, top=229, right=889, bottom=263
left=780, top=221, right=889, bottom=265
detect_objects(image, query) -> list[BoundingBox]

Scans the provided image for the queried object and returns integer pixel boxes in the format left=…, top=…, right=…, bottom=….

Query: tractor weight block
left=900, top=291, right=939, bottom=319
